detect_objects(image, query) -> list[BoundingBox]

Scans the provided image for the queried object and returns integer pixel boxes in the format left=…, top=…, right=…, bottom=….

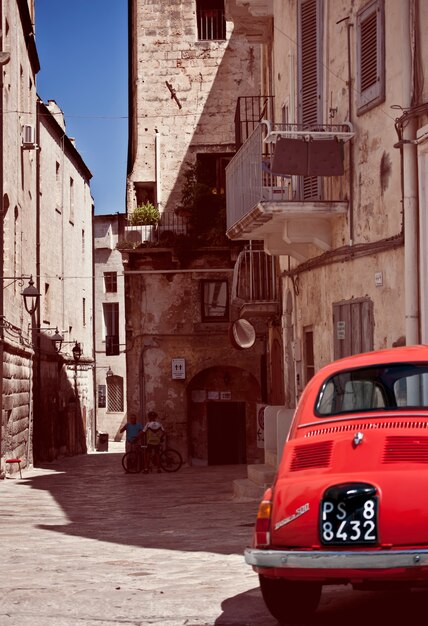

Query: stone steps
left=233, top=463, right=276, bottom=500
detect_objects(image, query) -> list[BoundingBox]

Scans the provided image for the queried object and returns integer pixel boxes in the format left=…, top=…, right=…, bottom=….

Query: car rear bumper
left=245, top=547, right=428, bottom=570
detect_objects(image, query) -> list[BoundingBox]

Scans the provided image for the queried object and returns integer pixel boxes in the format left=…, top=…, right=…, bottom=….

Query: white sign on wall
left=172, top=358, right=186, bottom=379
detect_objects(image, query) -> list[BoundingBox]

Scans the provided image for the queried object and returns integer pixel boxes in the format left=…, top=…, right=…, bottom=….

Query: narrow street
left=0, top=446, right=426, bottom=626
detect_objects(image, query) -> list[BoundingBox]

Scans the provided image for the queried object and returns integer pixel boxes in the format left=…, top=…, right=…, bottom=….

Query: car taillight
left=254, top=490, right=272, bottom=547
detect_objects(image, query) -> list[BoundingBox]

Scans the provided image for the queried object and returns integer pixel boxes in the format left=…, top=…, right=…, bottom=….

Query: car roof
left=318, top=345, right=428, bottom=376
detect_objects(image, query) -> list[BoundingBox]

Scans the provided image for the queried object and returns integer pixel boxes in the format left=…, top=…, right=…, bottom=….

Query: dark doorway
left=207, top=402, right=246, bottom=464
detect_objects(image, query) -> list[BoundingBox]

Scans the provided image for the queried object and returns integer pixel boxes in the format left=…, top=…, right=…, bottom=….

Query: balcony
left=231, top=247, right=278, bottom=318
left=226, top=121, right=354, bottom=261
left=124, top=213, right=188, bottom=246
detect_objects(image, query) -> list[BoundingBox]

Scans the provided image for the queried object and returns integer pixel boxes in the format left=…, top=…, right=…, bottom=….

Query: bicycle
left=122, top=440, right=183, bottom=474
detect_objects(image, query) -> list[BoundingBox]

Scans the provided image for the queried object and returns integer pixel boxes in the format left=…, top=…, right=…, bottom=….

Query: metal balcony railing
left=235, top=96, right=274, bottom=147
left=231, top=247, right=278, bottom=306
left=124, top=213, right=189, bottom=245
left=226, top=121, right=354, bottom=231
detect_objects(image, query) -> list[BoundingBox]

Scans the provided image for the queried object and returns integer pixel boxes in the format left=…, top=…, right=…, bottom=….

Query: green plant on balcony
left=127, top=202, right=160, bottom=226
left=178, top=162, right=228, bottom=246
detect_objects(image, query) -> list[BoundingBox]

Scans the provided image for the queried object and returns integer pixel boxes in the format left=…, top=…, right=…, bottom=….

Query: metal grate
left=107, top=377, right=124, bottom=412
left=290, top=440, right=333, bottom=471
left=304, top=420, right=428, bottom=438
left=383, top=436, right=428, bottom=464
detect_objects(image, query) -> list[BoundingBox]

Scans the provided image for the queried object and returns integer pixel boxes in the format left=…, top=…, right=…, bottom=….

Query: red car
left=246, top=346, right=428, bottom=622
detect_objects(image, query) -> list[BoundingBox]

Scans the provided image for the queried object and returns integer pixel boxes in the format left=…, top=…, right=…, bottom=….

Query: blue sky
left=35, top=0, right=128, bottom=215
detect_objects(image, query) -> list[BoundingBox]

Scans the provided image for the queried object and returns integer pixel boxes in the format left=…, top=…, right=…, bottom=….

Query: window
left=103, top=302, right=119, bottom=355
left=82, top=298, right=86, bottom=327
left=356, top=0, right=385, bottom=115
left=55, top=161, right=61, bottom=212
left=316, top=364, right=428, bottom=416
left=191, top=152, right=233, bottom=234
left=43, top=283, right=51, bottom=325
left=201, top=280, right=229, bottom=322
left=82, top=229, right=85, bottom=255
left=107, top=376, right=124, bottom=412
left=98, top=384, right=106, bottom=408
left=196, top=0, right=226, bottom=41
left=304, top=327, right=315, bottom=384
left=104, top=272, right=117, bottom=293
left=69, top=177, right=74, bottom=223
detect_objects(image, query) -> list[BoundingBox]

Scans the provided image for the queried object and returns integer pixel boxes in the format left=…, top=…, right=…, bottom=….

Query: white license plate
left=320, top=496, right=378, bottom=545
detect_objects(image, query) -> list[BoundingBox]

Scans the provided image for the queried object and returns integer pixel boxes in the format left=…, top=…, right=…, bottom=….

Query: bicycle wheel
left=159, top=448, right=182, bottom=472
left=122, top=451, right=142, bottom=474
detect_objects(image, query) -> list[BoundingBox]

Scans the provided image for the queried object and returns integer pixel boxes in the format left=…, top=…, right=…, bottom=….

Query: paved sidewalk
left=0, top=445, right=272, bottom=626
left=1, top=447, right=427, bottom=626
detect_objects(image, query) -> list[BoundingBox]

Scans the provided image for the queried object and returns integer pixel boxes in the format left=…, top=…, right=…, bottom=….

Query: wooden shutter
left=357, top=0, right=385, bottom=114
left=333, top=298, right=374, bottom=359
left=297, top=0, right=323, bottom=199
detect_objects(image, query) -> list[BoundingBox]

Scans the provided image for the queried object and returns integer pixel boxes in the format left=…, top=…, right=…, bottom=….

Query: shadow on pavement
left=215, top=584, right=428, bottom=626
left=17, top=451, right=257, bottom=556
left=215, top=587, right=277, bottom=625
left=315, top=585, right=428, bottom=626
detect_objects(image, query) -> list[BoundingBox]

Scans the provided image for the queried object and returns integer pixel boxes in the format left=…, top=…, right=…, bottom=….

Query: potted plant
left=128, top=202, right=160, bottom=226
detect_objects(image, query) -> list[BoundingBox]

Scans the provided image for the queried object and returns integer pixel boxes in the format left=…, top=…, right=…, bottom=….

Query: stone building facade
left=93, top=213, right=127, bottom=442
left=0, top=2, right=94, bottom=474
left=225, top=0, right=428, bottom=461
left=125, top=0, right=273, bottom=465
left=35, top=99, right=94, bottom=462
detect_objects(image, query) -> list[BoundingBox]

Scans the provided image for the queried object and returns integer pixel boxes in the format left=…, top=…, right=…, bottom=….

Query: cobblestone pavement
left=0, top=445, right=427, bottom=626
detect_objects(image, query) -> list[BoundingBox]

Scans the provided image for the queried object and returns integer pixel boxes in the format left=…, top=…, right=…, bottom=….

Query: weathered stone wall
left=128, top=0, right=262, bottom=214
left=2, top=347, right=33, bottom=468
left=124, top=248, right=265, bottom=464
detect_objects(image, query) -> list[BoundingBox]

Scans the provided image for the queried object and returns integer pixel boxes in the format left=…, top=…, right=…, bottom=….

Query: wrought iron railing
left=231, top=247, right=278, bottom=305
left=124, top=213, right=189, bottom=245
left=235, top=96, right=274, bottom=147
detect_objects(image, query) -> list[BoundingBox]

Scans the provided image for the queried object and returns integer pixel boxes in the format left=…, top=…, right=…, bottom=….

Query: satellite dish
left=229, top=318, right=256, bottom=350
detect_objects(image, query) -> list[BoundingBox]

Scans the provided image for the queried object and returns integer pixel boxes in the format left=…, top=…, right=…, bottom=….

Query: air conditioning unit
left=22, top=124, right=36, bottom=147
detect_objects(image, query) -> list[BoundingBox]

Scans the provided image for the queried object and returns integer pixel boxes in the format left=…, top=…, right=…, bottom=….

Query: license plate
left=320, top=495, right=378, bottom=545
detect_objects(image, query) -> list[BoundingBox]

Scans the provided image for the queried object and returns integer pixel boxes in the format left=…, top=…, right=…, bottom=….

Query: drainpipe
left=402, top=1, right=419, bottom=346
left=347, top=20, right=354, bottom=246
left=155, top=128, right=161, bottom=210
left=0, top=6, right=10, bottom=464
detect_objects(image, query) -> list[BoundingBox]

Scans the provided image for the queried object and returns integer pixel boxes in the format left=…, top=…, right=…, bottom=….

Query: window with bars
left=356, top=0, right=385, bottom=115
left=196, top=0, right=226, bottom=41
left=104, top=272, right=117, bottom=293
left=107, top=376, right=124, bottom=412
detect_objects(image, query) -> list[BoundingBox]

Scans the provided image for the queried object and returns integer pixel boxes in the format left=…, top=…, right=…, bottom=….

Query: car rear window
left=316, top=363, right=428, bottom=416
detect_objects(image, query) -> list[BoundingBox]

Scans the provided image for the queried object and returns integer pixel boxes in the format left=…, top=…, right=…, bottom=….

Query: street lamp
left=20, top=276, right=41, bottom=315
left=50, top=327, right=64, bottom=353
left=72, top=342, right=82, bottom=362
